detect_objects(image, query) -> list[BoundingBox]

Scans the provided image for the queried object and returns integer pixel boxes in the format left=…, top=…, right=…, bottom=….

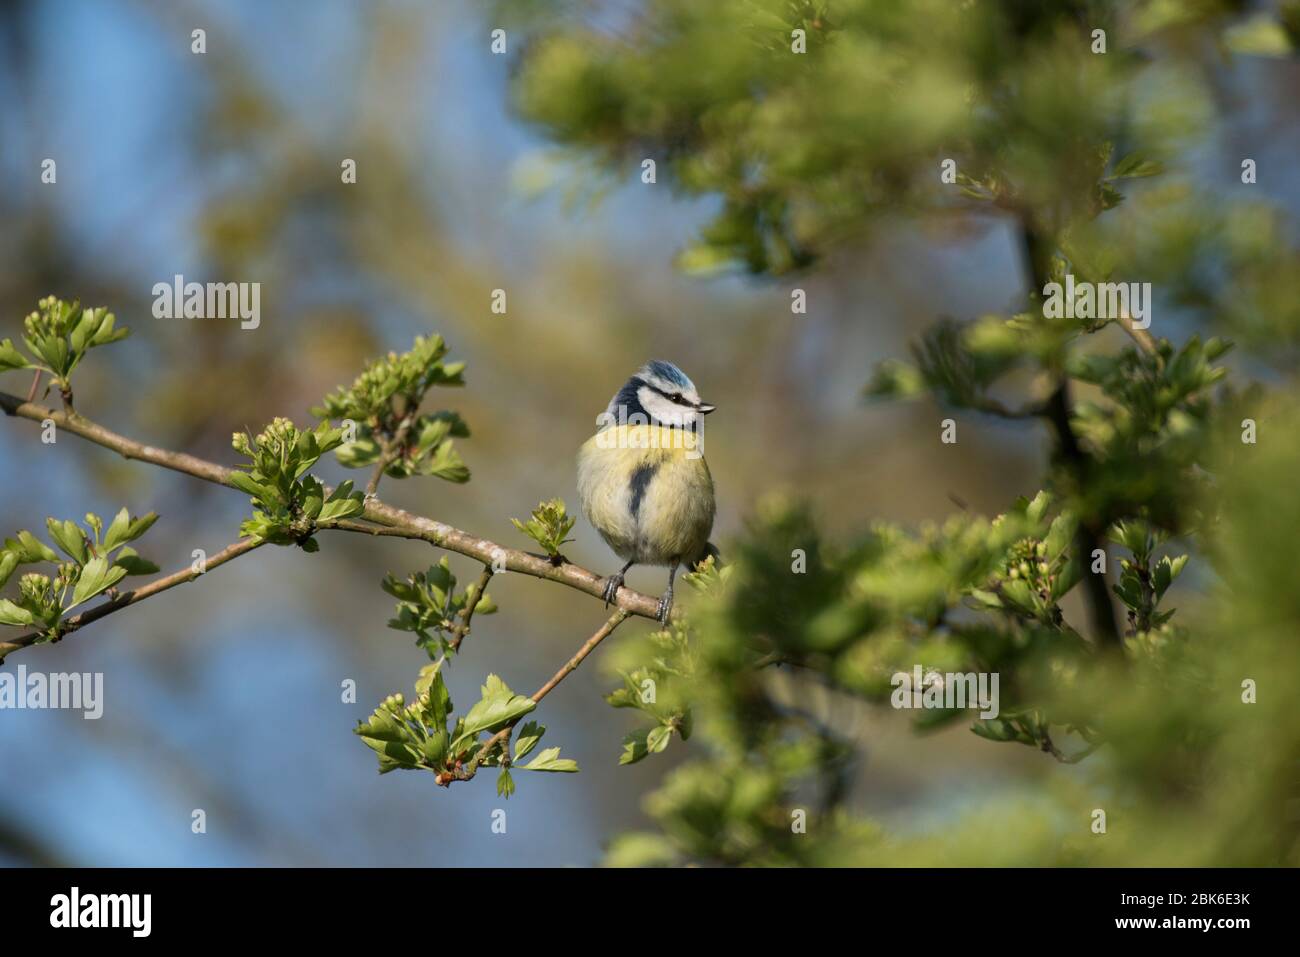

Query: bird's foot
left=602, top=572, right=625, bottom=607
left=656, top=591, right=673, bottom=624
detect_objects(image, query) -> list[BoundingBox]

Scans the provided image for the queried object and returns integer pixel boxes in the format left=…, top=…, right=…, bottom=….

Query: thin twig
left=531, top=607, right=630, bottom=703
left=448, top=565, right=494, bottom=654
left=0, top=538, right=263, bottom=662
left=427, top=565, right=495, bottom=675
left=366, top=408, right=418, bottom=498
left=460, top=608, right=631, bottom=780
left=1118, top=318, right=1158, bottom=358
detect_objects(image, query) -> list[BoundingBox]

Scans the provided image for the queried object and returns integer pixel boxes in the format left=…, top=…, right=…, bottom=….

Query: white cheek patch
left=638, top=387, right=689, bottom=427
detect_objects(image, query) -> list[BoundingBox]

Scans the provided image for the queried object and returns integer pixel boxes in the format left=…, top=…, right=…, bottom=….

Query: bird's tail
left=688, top=541, right=723, bottom=570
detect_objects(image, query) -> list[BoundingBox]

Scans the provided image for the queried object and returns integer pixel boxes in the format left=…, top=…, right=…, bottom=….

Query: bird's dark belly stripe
left=629, top=463, right=659, bottom=520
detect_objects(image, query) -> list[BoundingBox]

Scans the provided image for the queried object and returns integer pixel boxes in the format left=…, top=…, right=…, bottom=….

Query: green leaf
left=421, top=730, right=449, bottom=766
left=1043, top=513, right=1075, bottom=560
left=1112, top=152, right=1165, bottom=180
left=418, top=665, right=452, bottom=731
left=1153, top=557, right=1172, bottom=600
left=335, top=437, right=381, bottom=469
left=46, top=519, right=88, bottom=565
left=1112, top=577, right=1142, bottom=611
left=113, top=547, right=160, bottom=576
left=89, top=312, right=128, bottom=347
left=513, top=721, right=545, bottom=762
left=510, top=499, right=576, bottom=557
left=420, top=440, right=471, bottom=483
left=1000, top=578, right=1035, bottom=612
left=497, top=768, right=516, bottom=798
left=28, top=333, right=69, bottom=376
left=971, top=718, right=1018, bottom=742
left=0, top=552, right=18, bottom=589
left=619, top=728, right=652, bottom=765
left=102, top=508, right=131, bottom=552
left=0, top=598, right=36, bottom=627
left=318, top=481, right=364, bottom=522
left=7, top=531, right=59, bottom=564
left=0, top=339, right=29, bottom=371
left=451, top=674, right=536, bottom=749
left=1152, top=554, right=1188, bottom=600
left=646, top=724, right=673, bottom=755
left=604, top=685, right=640, bottom=709
left=1052, top=556, right=1083, bottom=600
left=518, top=746, right=579, bottom=773
left=70, top=308, right=102, bottom=354
left=69, top=556, right=127, bottom=608
left=360, top=737, right=421, bottom=772
left=355, top=710, right=407, bottom=743
left=229, top=471, right=272, bottom=499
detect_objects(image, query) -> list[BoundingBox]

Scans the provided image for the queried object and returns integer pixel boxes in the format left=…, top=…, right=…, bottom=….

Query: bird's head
left=602, top=360, right=716, bottom=430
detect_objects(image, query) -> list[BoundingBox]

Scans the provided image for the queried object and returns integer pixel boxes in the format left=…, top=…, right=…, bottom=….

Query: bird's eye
left=671, top=393, right=683, bottom=403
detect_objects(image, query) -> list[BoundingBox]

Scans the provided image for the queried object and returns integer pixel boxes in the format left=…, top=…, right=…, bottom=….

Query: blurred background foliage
left=2, top=0, right=1299, bottom=866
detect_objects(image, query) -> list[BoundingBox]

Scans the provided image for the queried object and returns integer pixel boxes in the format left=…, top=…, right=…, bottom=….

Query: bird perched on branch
left=578, top=360, right=716, bottom=622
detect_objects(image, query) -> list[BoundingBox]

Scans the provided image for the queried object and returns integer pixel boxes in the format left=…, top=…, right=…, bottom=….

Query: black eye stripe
left=641, top=381, right=691, bottom=405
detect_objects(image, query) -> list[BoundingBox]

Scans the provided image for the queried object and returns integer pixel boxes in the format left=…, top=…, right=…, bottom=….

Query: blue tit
left=578, top=360, right=716, bottom=622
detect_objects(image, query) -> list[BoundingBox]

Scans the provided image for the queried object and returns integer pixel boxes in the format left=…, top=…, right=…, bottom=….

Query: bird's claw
left=656, top=593, right=673, bottom=624
left=602, top=573, right=624, bottom=607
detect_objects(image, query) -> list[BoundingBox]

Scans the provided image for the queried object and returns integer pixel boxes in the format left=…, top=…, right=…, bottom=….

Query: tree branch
left=531, top=607, right=630, bottom=704
left=0, top=538, right=263, bottom=662
left=0, top=391, right=665, bottom=625
left=1017, top=224, right=1123, bottom=647
left=1118, top=317, right=1158, bottom=358
left=460, top=607, right=631, bottom=780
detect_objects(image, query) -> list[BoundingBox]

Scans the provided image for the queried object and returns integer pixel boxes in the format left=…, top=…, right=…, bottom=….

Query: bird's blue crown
left=639, top=360, right=693, bottom=391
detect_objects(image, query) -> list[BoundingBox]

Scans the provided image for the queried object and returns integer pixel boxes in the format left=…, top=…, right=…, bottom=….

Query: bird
left=578, top=360, right=716, bottom=623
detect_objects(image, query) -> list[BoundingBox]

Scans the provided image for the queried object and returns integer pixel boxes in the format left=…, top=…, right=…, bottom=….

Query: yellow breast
left=577, top=425, right=714, bottom=565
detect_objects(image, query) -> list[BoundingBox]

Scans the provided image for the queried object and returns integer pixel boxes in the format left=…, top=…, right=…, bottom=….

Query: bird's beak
left=696, top=402, right=716, bottom=415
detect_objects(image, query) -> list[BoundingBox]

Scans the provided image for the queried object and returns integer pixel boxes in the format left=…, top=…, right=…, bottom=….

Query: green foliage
left=354, top=665, right=577, bottom=791
left=605, top=624, right=694, bottom=765
left=313, top=335, right=470, bottom=483
left=453, top=674, right=536, bottom=748
left=510, top=498, right=576, bottom=561
left=1107, top=519, right=1187, bottom=638
left=6, top=0, right=1298, bottom=870
left=383, top=557, right=497, bottom=659
left=230, top=418, right=364, bottom=549
left=496, top=0, right=1300, bottom=864
left=1, top=296, right=128, bottom=395
left=510, top=0, right=1227, bottom=275
left=0, top=509, right=158, bottom=639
